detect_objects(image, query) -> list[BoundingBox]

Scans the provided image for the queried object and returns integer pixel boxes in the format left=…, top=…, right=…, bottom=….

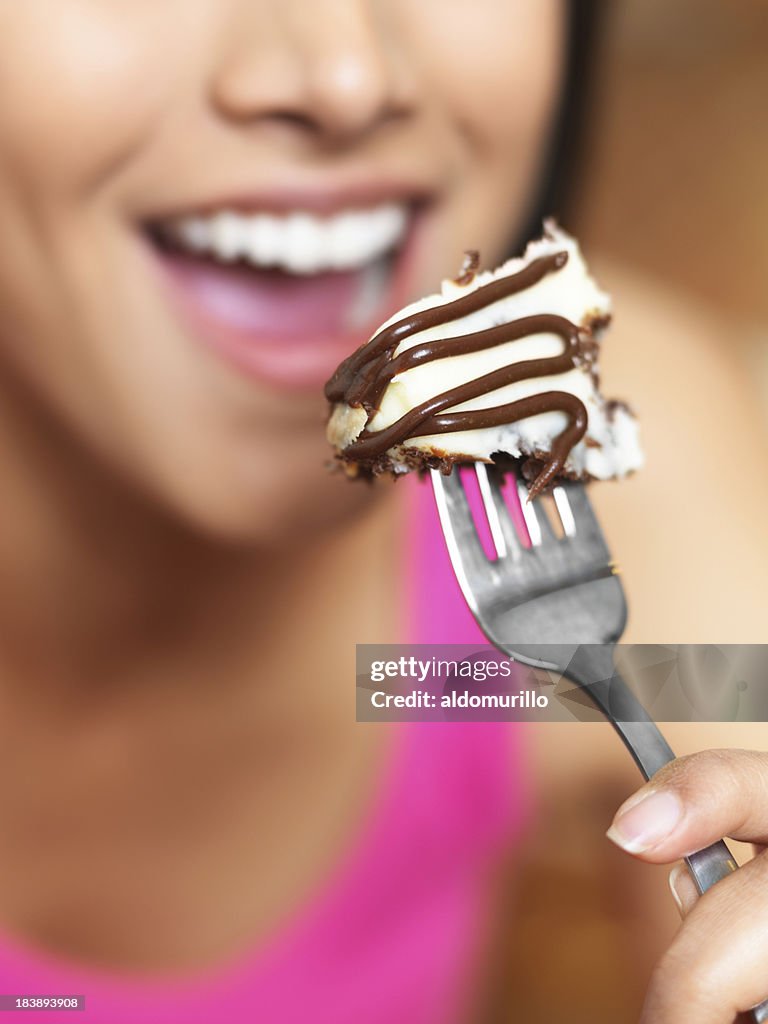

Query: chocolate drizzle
left=453, top=250, right=480, bottom=286
left=325, top=250, right=592, bottom=497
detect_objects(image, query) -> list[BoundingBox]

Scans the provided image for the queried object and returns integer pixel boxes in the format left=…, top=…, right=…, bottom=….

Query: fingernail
left=668, top=864, right=685, bottom=913
left=606, top=789, right=683, bottom=853
left=668, top=863, right=699, bottom=917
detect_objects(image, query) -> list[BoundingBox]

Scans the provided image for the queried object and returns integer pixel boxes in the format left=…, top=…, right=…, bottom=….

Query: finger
left=668, top=862, right=765, bottom=1024
left=642, top=851, right=768, bottom=1023
left=669, top=863, right=699, bottom=918
left=606, top=749, right=768, bottom=863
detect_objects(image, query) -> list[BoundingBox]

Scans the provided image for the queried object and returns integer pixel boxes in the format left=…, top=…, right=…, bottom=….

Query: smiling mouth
left=145, top=200, right=424, bottom=391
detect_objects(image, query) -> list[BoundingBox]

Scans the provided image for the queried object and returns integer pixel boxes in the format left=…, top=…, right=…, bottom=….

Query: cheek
left=399, top=0, right=563, bottom=159
left=438, top=0, right=563, bottom=149
left=0, top=2, right=191, bottom=193
left=0, top=2, right=210, bottom=435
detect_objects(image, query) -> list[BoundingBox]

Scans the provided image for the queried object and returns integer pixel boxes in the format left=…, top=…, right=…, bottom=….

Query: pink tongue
left=162, top=251, right=362, bottom=338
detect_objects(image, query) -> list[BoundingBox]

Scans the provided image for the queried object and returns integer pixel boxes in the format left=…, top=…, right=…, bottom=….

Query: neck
left=0, top=377, right=402, bottom=719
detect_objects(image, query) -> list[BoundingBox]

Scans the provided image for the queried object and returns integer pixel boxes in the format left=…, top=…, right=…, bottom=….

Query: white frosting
left=328, top=223, right=644, bottom=481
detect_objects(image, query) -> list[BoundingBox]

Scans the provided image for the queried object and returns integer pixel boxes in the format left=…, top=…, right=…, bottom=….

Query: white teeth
left=246, top=215, right=280, bottom=266
left=165, top=202, right=409, bottom=275
left=211, top=212, right=245, bottom=262
left=282, top=213, right=324, bottom=275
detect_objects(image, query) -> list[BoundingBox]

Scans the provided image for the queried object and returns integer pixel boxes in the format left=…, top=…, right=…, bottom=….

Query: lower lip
left=148, top=211, right=426, bottom=392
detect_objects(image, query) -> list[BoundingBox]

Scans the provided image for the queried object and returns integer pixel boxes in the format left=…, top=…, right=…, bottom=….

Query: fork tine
left=557, top=481, right=603, bottom=532
left=516, top=480, right=557, bottom=546
left=430, top=469, right=489, bottom=586
left=552, top=485, right=577, bottom=538
left=556, top=481, right=612, bottom=557
left=474, top=464, right=522, bottom=560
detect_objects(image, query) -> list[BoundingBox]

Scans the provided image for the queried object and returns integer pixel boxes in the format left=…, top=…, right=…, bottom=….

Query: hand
left=606, top=749, right=768, bottom=1023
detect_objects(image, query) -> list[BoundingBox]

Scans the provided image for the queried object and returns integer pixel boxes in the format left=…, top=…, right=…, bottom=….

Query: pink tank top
left=0, top=477, right=530, bottom=1022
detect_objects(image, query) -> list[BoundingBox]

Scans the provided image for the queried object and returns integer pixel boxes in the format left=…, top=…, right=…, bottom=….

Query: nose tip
left=212, top=2, right=415, bottom=146
left=308, top=49, right=405, bottom=141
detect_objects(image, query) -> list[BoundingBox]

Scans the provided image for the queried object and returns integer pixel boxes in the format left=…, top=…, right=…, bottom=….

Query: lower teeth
left=344, top=258, right=392, bottom=332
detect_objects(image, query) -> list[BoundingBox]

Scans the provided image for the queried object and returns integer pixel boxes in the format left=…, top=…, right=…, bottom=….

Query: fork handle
left=565, top=645, right=768, bottom=1023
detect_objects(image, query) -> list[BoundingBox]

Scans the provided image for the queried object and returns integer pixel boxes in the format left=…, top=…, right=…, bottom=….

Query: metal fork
left=431, top=463, right=768, bottom=1023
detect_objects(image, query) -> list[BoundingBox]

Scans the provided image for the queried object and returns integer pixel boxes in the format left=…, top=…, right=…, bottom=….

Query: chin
left=141, top=438, right=383, bottom=548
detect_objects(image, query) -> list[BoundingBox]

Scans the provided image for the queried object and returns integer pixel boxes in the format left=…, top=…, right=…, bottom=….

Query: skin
left=0, top=0, right=765, bottom=1018
left=614, top=750, right=768, bottom=1024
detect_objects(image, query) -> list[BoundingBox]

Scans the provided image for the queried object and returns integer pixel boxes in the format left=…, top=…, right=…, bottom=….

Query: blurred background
left=576, top=0, right=768, bottom=422
left=503, top=3, right=768, bottom=1019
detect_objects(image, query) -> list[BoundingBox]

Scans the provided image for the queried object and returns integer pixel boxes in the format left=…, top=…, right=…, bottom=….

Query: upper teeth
left=165, top=203, right=409, bottom=275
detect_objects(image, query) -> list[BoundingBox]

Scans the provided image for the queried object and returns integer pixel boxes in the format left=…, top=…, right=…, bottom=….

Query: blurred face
left=0, top=0, right=563, bottom=542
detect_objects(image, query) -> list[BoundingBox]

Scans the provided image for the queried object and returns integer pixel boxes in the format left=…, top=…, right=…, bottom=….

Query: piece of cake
left=325, top=221, right=642, bottom=497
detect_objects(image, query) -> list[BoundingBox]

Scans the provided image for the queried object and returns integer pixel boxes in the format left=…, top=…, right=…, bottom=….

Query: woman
left=0, top=2, right=766, bottom=1021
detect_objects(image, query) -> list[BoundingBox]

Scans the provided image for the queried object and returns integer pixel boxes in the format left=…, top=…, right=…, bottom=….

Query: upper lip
left=142, top=176, right=438, bottom=222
